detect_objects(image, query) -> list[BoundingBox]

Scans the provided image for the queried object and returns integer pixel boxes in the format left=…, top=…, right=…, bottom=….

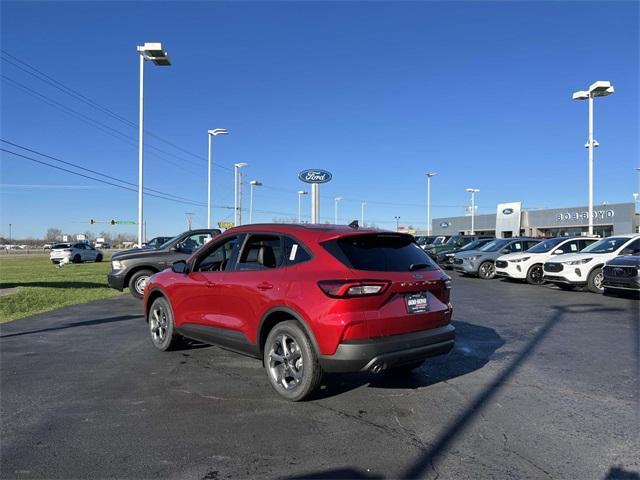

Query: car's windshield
left=527, top=237, right=567, bottom=253
left=479, top=239, right=510, bottom=252
left=460, top=239, right=488, bottom=252
left=324, top=234, right=437, bottom=272
left=581, top=237, right=630, bottom=254
left=432, top=236, right=447, bottom=246
left=52, top=243, right=70, bottom=249
left=159, top=234, right=183, bottom=249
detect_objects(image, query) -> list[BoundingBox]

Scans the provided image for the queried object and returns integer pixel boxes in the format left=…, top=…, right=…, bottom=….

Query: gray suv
left=453, top=237, right=541, bottom=279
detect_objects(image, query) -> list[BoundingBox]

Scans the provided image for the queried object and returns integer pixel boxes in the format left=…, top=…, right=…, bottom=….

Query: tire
left=263, top=320, right=323, bottom=401
left=148, top=296, right=180, bottom=351
left=587, top=267, right=604, bottom=294
left=72, top=254, right=82, bottom=264
left=128, top=269, right=154, bottom=299
left=526, top=264, right=545, bottom=285
left=557, top=283, right=576, bottom=291
left=477, top=261, right=495, bottom=279
left=95, top=254, right=103, bottom=262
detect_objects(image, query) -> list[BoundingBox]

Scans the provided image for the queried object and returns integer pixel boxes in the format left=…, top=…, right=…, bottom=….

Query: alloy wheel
left=479, top=262, right=495, bottom=279
left=267, top=333, right=304, bottom=391
left=593, top=272, right=604, bottom=291
left=529, top=265, right=544, bottom=284
left=150, top=304, right=168, bottom=346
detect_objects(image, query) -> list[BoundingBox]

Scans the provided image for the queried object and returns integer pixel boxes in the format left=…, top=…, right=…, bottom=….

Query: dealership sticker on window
left=289, top=244, right=299, bottom=261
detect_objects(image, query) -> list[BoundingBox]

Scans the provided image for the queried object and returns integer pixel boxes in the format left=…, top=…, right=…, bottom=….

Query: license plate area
left=405, top=292, right=430, bottom=314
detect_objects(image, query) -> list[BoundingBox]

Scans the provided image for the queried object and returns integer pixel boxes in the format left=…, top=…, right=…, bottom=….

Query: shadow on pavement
left=285, top=468, right=382, bottom=479
left=0, top=314, right=140, bottom=339
left=604, top=466, right=640, bottom=479
left=0, top=281, right=109, bottom=289
left=315, top=320, right=504, bottom=399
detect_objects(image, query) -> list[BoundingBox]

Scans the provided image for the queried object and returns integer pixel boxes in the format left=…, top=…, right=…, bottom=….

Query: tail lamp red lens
left=317, top=280, right=390, bottom=298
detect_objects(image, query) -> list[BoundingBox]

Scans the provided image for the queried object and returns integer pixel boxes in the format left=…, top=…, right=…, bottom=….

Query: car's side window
left=563, top=240, right=581, bottom=253
left=237, top=235, right=283, bottom=270
left=621, top=239, right=640, bottom=255
left=283, top=236, right=312, bottom=266
left=195, top=237, right=239, bottom=272
left=176, top=233, right=213, bottom=254
left=509, top=242, right=523, bottom=252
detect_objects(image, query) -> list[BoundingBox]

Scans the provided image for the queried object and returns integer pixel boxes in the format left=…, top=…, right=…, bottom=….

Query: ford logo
left=440, top=222, right=450, bottom=228
left=412, top=273, right=424, bottom=279
left=298, top=169, right=332, bottom=184
left=502, top=208, right=514, bottom=215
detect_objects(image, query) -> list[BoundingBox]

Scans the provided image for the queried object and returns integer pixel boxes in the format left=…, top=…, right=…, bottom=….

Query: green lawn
left=0, top=255, right=124, bottom=323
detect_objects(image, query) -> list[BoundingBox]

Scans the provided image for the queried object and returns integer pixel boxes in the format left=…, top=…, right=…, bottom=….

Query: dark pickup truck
left=107, top=229, right=221, bottom=298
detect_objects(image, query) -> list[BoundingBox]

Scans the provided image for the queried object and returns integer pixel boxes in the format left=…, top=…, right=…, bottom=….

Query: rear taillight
left=441, top=279, right=451, bottom=303
left=318, top=280, right=390, bottom=298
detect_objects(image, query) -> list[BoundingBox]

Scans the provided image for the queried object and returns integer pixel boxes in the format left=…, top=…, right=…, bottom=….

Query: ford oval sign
left=440, top=221, right=450, bottom=228
left=298, top=169, right=332, bottom=184
left=502, top=208, right=514, bottom=215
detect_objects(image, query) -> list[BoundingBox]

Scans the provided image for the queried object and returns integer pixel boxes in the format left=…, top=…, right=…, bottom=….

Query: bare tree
left=45, top=228, right=63, bottom=241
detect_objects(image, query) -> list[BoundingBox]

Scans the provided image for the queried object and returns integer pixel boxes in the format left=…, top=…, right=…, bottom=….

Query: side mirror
left=553, top=249, right=564, bottom=255
left=171, top=260, right=188, bottom=274
left=501, top=249, right=510, bottom=254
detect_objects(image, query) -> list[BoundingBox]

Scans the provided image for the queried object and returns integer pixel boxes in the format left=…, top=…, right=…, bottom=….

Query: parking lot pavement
left=0, top=277, right=638, bottom=480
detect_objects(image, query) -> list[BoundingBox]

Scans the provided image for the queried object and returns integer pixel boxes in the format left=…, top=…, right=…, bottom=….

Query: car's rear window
left=52, top=243, right=70, bottom=249
left=323, top=233, right=437, bottom=272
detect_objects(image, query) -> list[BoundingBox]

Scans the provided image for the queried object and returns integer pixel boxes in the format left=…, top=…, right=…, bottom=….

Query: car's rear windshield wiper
left=408, top=263, right=430, bottom=271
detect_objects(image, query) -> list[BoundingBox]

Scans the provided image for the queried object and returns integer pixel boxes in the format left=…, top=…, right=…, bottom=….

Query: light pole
left=136, top=42, right=171, bottom=248
left=394, top=216, right=400, bottom=232
left=297, top=190, right=308, bottom=223
left=8, top=223, right=11, bottom=244
left=426, top=172, right=437, bottom=235
left=361, top=201, right=366, bottom=227
left=635, top=167, right=640, bottom=198
left=572, top=81, right=615, bottom=235
left=466, top=188, right=479, bottom=234
left=334, top=197, right=343, bottom=224
left=207, top=129, right=229, bottom=228
left=234, top=163, right=248, bottom=226
left=249, top=180, right=262, bottom=224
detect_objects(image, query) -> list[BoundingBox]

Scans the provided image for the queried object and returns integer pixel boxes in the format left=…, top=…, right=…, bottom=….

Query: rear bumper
left=318, top=324, right=455, bottom=373
left=107, top=271, right=126, bottom=291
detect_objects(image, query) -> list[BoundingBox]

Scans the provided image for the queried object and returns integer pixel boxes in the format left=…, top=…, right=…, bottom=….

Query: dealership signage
left=440, top=221, right=450, bottom=228
left=298, top=169, right=332, bottom=184
left=555, top=209, right=615, bottom=223
left=502, top=208, right=514, bottom=215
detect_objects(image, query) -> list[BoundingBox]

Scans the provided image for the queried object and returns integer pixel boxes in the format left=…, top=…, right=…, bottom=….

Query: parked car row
left=439, top=233, right=639, bottom=296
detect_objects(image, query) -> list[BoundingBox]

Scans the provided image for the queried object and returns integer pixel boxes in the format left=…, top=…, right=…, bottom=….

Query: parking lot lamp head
left=249, top=181, right=262, bottom=224
left=297, top=191, right=308, bottom=223
left=137, top=42, right=171, bottom=66
left=209, top=129, right=229, bottom=136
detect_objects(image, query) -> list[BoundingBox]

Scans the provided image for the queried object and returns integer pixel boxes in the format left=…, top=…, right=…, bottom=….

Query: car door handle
left=257, top=282, right=273, bottom=290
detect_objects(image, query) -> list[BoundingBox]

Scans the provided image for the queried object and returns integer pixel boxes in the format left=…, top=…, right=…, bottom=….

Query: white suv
left=50, top=243, right=104, bottom=264
left=543, top=234, right=640, bottom=293
left=495, top=237, right=598, bottom=285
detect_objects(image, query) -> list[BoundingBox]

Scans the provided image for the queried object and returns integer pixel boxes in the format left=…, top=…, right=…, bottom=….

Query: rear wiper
left=409, top=263, right=429, bottom=271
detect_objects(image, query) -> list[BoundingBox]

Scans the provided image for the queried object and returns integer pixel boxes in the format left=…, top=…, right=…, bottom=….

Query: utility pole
left=185, top=213, right=194, bottom=230
left=394, top=216, right=400, bottom=232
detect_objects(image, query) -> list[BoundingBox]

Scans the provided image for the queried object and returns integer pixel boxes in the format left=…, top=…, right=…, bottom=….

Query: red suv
left=144, top=224, right=455, bottom=401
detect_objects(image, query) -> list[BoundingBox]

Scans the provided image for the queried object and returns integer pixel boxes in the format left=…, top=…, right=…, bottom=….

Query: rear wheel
left=128, top=269, right=153, bottom=299
left=526, top=264, right=545, bottom=285
left=264, top=321, right=323, bottom=401
left=148, top=297, right=180, bottom=351
left=478, top=261, right=495, bottom=279
left=95, top=254, right=103, bottom=262
left=587, top=267, right=604, bottom=294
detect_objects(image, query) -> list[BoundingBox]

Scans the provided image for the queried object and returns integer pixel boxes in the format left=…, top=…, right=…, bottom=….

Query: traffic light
left=90, top=219, right=95, bottom=224
left=110, top=219, right=117, bottom=225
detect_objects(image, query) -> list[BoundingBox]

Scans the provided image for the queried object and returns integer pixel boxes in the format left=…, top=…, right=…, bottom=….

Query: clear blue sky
left=1, top=1, right=638, bottom=239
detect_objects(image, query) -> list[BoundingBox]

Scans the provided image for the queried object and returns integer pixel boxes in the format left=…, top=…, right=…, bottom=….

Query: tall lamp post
left=334, top=197, right=343, bottom=224
left=297, top=190, right=308, bottom=223
left=234, top=163, right=248, bottom=226
left=207, top=129, right=229, bottom=228
left=136, top=42, right=171, bottom=248
left=572, top=81, right=615, bottom=236
left=394, top=216, right=400, bottom=232
left=361, top=201, right=366, bottom=227
left=426, top=172, right=437, bottom=235
left=8, top=223, right=11, bottom=244
left=466, top=188, right=479, bottom=234
left=249, top=180, right=262, bottom=224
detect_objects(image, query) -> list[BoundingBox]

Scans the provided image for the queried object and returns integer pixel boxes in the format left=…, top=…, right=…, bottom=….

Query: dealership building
left=430, top=202, right=639, bottom=238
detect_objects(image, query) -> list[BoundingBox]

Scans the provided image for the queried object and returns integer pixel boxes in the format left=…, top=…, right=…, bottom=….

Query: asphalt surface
left=1, top=275, right=638, bottom=480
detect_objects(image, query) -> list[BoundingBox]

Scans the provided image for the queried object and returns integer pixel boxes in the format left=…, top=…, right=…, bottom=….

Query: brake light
left=317, top=280, right=390, bottom=298
left=441, top=278, right=451, bottom=303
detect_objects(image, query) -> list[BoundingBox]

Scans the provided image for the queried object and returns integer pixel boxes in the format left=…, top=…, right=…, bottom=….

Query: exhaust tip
left=371, top=363, right=383, bottom=374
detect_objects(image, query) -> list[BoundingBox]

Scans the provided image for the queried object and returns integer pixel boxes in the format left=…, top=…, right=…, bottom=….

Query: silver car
left=50, top=243, right=104, bottom=264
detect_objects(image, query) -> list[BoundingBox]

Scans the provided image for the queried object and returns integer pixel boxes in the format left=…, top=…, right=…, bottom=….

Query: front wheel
left=148, top=296, right=180, bottom=351
left=95, top=254, right=103, bottom=262
left=478, top=261, right=495, bottom=279
left=128, top=269, right=153, bottom=299
left=72, top=254, right=82, bottom=264
left=526, top=264, right=545, bottom=285
left=587, top=267, right=604, bottom=294
left=264, top=321, right=323, bottom=401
